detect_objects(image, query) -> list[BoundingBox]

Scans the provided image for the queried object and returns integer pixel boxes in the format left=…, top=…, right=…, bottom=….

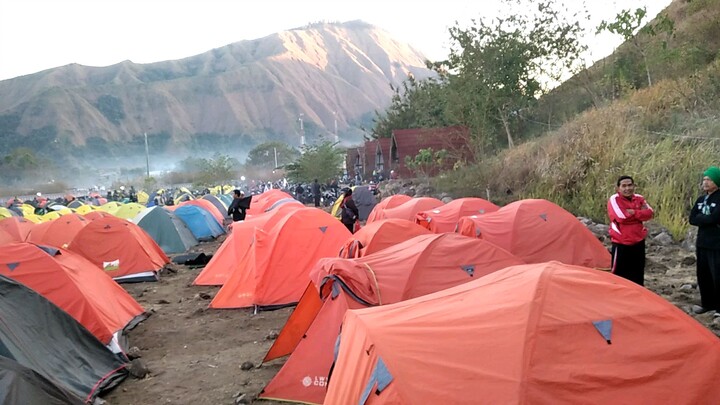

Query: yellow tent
left=55, top=208, right=73, bottom=216
left=74, top=205, right=97, bottom=215
left=98, top=201, right=123, bottom=215
left=113, top=203, right=146, bottom=220
left=19, top=204, right=35, bottom=216
left=137, top=191, right=149, bottom=205
left=0, top=207, right=17, bottom=219
left=41, top=211, right=62, bottom=221
left=23, top=214, right=44, bottom=223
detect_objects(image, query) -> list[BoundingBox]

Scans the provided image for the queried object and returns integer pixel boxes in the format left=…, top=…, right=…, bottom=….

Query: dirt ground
left=104, top=227, right=720, bottom=405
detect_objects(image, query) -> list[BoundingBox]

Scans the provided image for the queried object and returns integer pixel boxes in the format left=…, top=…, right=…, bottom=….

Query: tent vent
left=461, top=265, right=475, bottom=277
left=36, top=245, right=59, bottom=256
left=319, top=226, right=328, bottom=233
left=359, top=357, right=393, bottom=405
left=478, top=209, right=486, bottom=214
left=7, top=262, right=19, bottom=271
left=539, top=213, right=548, bottom=221
left=104, top=225, right=112, bottom=230
left=592, top=319, right=612, bottom=344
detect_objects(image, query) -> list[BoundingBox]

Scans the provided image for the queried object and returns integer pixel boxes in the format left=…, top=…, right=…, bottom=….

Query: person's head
left=702, top=166, right=720, bottom=193
left=314, top=179, right=318, bottom=183
left=616, top=175, right=635, bottom=198
left=233, top=189, right=243, bottom=198
left=344, top=188, right=353, bottom=197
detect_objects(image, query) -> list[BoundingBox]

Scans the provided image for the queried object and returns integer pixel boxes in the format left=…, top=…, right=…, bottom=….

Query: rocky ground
left=104, top=197, right=720, bottom=405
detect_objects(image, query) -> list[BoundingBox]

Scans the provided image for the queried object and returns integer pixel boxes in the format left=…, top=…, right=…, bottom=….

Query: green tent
left=133, top=206, right=198, bottom=254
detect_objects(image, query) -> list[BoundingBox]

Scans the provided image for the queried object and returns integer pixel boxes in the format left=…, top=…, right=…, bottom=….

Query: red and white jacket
left=607, top=193, right=654, bottom=245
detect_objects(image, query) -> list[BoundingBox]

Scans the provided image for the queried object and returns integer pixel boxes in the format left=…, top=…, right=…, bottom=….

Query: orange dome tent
left=210, top=207, right=351, bottom=309
left=26, top=213, right=89, bottom=249
left=0, top=242, right=146, bottom=352
left=259, top=233, right=524, bottom=404
left=415, top=197, right=499, bottom=233
left=247, top=190, right=295, bottom=215
left=456, top=199, right=611, bottom=268
left=83, top=210, right=113, bottom=221
left=373, top=197, right=443, bottom=222
left=337, top=218, right=431, bottom=259
left=68, top=215, right=169, bottom=282
left=0, top=217, right=34, bottom=242
left=326, top=261, right=720, bottom=404
left=193, top=203, right=303, bottom=286
left=365, top=194, right=412, bottom=224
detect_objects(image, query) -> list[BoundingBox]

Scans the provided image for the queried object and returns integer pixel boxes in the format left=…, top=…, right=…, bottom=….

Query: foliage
left=192, top=154, right=239, bottom=188
left=0, top=148, right=46, bottom=184
left=245, top=141, right=300, bottom=169
left=95, top=95, right=126, bottom=125
left=371, top=75, right=452, bottom=139
left=404, top=148, right=448, bottom=178
left=285, top=141, right=344, bottom=183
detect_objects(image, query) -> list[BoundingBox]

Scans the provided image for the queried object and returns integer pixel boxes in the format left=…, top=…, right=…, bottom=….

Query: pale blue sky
left=0, top=0, right=671, bottom=81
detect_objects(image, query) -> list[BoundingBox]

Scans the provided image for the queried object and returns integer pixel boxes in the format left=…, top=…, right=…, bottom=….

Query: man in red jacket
left=607, top=175, right=654, bottom=285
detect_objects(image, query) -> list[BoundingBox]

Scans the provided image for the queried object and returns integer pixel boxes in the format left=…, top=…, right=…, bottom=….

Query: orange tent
left=0, top=228, right=15, bottom=245
left=68, top=215, right=169, bottom=282
left=259, top=233, right=524, bottom=404
left=456, top=199, right=611, bottom=268
left=83, top=210, right=113, bottom=221
left=193, top=203, right=302, bottom=286
left=0, top=217, right=34, bottom=242
left=415, top=197, right=499, bottom=233
left=372, top=197, right=443, bottom=222
left=247, top=190, right=295, bottom=215
left=178, top=199, right=224, bottom=226
left=0, top=242, right=146, bottom=351
left=210, top=207, right=351, bottom=309
left=366, top=195, right=412, bottom=224
left=326, top=261, right=720, bottom=404
left=338, top=218, right=431, bottom=259
left=26, top=213, right=89, bottom=249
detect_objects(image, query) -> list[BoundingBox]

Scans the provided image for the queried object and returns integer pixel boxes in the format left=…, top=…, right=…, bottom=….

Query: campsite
left=1, top=182, right=720, bottom=404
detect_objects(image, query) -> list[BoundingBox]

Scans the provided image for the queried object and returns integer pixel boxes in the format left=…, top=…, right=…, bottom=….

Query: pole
left=144, top=132, right=150, bottom=178
left=299, top=115, right=305, bottom=146
left=274, top=147, right=278, bottom=169
left=333, top=111, right=338, bottom=143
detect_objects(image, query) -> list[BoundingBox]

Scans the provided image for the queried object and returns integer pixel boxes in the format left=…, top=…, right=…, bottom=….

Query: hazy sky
left=0, top=0, right=671, bottom=81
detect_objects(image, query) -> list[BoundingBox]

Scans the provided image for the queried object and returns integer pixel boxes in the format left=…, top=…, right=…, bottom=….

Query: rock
left=713, top=317, right=720, bottom=327
left=576, top=217, right=593, bottom=226
left=679, top=284, right=694, bottom=291
left=589, top=224, right=609, bottom=237
left=441, top=196, right=453, bottom=204
left=126, top=346, right=142, bottom=359
left=198, top=292, right=212, bottom=300
left=652, top=232, right=674, bottom=246
left=681, top=228, right=697, bottom=251
left=240, top=361, right=254, bottom=371
left=156, top=299, right=170, bottom=305
left=266, top=330, right=279, bottom=340
left=127, top=359, right=150, bottom=378
left=681, top=256, right=696, bottom=266
left=234, top=393, right=253, bottom=404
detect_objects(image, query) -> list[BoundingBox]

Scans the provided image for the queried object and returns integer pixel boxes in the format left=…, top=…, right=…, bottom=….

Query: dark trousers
left=314, top=194, right=320, bottom=207
left=343, top=222, right=354, bottom=234
left=696, top=248, right=720, bottom=311
left=611, top=241, right=645, bottom=286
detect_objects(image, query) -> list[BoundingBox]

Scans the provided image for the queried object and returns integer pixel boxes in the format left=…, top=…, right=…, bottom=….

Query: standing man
left=312, top=179, right=321, bottom=207
left=227, top=189, right=248, bottom=222
left=689, top=166, right=720, bottom=315
left=607, top=175, right=654, bottom=285
left=340, top=188, right=359, bottom=234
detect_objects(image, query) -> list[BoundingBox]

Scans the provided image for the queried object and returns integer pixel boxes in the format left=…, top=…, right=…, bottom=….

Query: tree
left=285, top=141, right=345, bottom=183
left=371, top=74, right=452, bottom=139
left=245, top=141, right=300, bottom=169
left=438, top=0, right=586, bottom=152
left=597, top=7, right=675, bottom=88
left=193, top=154, right=239, bottom=188
left=404, top=147, right=448, bottom=178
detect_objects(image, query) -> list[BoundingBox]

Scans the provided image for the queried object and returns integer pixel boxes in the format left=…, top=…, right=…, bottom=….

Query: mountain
left=0, top=20, right=433, bottom=159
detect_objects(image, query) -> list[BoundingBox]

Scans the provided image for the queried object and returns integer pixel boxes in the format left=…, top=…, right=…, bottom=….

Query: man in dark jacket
left=340, top=188, right=359, bottom=234
left=312, top=179, right=321, bottom=207
left=689, top=166, right=720, bottom=315
left=227, top=189, right=248, bottom=222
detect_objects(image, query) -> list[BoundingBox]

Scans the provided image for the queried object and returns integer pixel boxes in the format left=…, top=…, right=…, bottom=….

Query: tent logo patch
left=103, top=259, right=120, bottom=272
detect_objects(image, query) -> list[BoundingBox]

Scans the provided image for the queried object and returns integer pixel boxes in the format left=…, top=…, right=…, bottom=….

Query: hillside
left=0, top=20, right=432, bottom=161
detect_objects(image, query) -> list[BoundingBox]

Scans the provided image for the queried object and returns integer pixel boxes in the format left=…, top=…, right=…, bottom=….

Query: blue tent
left=174, top=205, right=225, bottom=241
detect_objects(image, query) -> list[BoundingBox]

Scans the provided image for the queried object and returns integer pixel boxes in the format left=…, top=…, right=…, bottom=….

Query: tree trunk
left=499, top=108, right=515, bottom=148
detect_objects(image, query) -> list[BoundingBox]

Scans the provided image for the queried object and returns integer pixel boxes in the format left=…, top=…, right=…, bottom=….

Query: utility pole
left=144, top=132, right=150, bottom=178
left=274, top=147, right=278, bottom=169
left=333, top=111, right=338, bottom=144
left=299, top=114, right=305, bottom=147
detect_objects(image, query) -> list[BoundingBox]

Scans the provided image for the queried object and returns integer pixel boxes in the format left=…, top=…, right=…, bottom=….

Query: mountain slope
left=0, top=20, right=432, bottom=150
